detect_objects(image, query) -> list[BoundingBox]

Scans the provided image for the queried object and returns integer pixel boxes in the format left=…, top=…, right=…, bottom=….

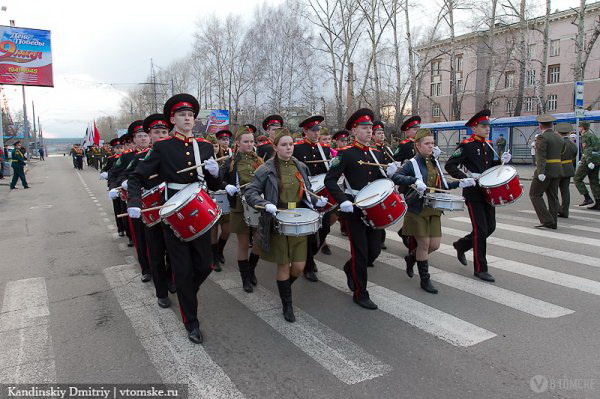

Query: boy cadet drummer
left=127, top=94, right=221, bottom=344
left=257, top=114, right=284, bottom=160
left=324, top=108, right=386, bottom=310
left=445, top=109, right=511, bottom=283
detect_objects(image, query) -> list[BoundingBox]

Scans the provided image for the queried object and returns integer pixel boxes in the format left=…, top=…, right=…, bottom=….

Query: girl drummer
left=206, top=133, right=231, bottom=271
left=221, top=126, right=263, bottom=293
left=245, top=128, right=327, bottom=322
left=389, top=128, right=475, bottom=294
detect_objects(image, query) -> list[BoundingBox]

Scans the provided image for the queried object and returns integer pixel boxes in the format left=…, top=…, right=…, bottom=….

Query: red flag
left=93, top=120, right=100, bottom=145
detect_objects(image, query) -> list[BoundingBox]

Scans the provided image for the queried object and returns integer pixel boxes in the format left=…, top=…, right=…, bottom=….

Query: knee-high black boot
left=218, top=238, right=227, bottom=264
left=276, top=279, right=295, bottom=322
left=417, top=260, right=437, bottom=294
left=404, top=253, right=416, bottom=278
left=248, top=253, right=260, bottom=286
left=238, top=260, right=253, bottom=292
left=212, top=244, right=222, bottom=272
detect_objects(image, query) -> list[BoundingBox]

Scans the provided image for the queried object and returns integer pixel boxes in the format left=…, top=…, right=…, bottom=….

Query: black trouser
left=76, top=157, right=83, bottom=169
left=162, top=225, right=213, bottom=331
left=130, top=218, right=150, bottom=274
left=10, top=166, right=28, bottom=188
left=306, top=210, right=332, bottom=271
left=453, top=201, right=495, bottom=273
left=341, top=209, right=382, bottom=300
left=558, top=176, right=572, bottom=216
left=112, top=198, right=126, bottom=233
left=145, top=223, right=171, bottom=298
left=119, top=199, right=132, bottom=240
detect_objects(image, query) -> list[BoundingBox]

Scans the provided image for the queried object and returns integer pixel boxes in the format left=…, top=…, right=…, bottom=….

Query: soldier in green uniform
left=573, top=122, right=600, bottom=209
left=529, top=114, right=564, bottom=229
left=221, top=126, right=264, bottom=292
left=496, top=134, right=506, bottom=155
left=556, top=122, right=577, bottom=218
left=245, top=128, right=326, bottom=322
left=9, top=141, right=29, bottom=189
left=91, top=144, right=102, bottom=170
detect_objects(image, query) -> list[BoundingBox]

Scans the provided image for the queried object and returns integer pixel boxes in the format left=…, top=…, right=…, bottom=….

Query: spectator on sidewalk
left=530, top=134, right=538, bottom=166
left=38, top=147, right=45, bottom=161
left=10, top=141, right=29, bottom=189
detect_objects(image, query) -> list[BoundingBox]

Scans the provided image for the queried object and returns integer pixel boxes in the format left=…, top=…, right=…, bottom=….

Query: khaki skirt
left=230, top=211, right=251, bottom=235
left=402, top=206, right=442, bottom=237
left=260, top=232, right=307, bottom=265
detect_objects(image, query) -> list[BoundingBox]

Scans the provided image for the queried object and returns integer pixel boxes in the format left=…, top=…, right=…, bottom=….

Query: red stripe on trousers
left=466, top=202, right=480, bottom=273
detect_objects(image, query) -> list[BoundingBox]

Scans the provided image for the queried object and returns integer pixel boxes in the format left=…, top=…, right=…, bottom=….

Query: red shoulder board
left=400, top=139, right=411, bottom=144
left=196, top=138, right=210, bottom=144
left=369, top=147, right=381, bottom=152
left=155, top=136, right=172, bottom=143
left=294, top=141, right=303, bottom=146
left=320, top=143, right=330, bottom=147
left=486, top=139, right=492, bottom=144
left=338, top=145, right=352, bottom=151
left=139, top=148, right=150, bottom=154
left=461, top=137, right=475, bottom=144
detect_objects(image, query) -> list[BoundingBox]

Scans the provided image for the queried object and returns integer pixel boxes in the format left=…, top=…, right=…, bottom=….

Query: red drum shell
left=309, top=174, right=337, bottom=212
left=355, top=179, right=407, bottom=229
left=478, top=165, right=524, bottom=207
left=141, top=184, right=165, bottom=227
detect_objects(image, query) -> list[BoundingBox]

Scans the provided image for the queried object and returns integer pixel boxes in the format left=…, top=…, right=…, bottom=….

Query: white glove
left=99, top=172, right=108, bottom=180
left=414, top=179, right=427, bottom=195
left=265, top=203, right=278, bottom=215
left=109, top=188, right=119, bottom=200
left=316, top=196, right=328, bottom=208
left=501, top=152, right=512, bottom=163
left=127, top=207, right=141, bottom=219
left=121, top=180, right=128, bottom=190
left=538, top=174, right=546, bottom=182
left=432, top=146, right=442, bottom=159
left=204, top=158, right=219, bottom=177
left=459, top=178, right=476, bottom=188
left=588, top=162, right=595, bottom=169
left=340, top=200, right=354, bottom=213
left=469, top=172, right=481, bottom=179
left=225, top=184, right=239, bottom=196
left=386, top=162, right=400, bottom=178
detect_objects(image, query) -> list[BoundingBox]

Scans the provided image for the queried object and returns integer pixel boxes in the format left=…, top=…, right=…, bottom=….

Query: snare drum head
left=309, top=174, right=326, bottom=191
left=276, top=208, right=320, bottom=223
left=160, top=182, right=200, bottom=216
left=479, top=165, right=516, bottom=186
left=426, top=192, right=464, bottom=201
left=355, top=179, right=394, bottom=207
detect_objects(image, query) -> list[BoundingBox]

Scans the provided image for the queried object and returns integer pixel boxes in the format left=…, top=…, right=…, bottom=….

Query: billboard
left=194, top=110, right=229, bottom=135
left=0, top=26, right=53, bottom=87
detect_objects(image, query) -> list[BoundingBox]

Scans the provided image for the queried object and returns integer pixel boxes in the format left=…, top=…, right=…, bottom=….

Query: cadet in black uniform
left=372, top=120, right=395, bottom=251
left=127, top=94, right=221, bottom=344
left=445, top=110, right=511, bottom=282
left=256, top=114, right=283, bottom=160
left=212, top=129, right=233, bottom=268
left=393, top=116, right=420, bottom=163
left=324, top=108, right=385, bottom=310
left=100, top=137, right=126, bottom=237
left=293, top=115, right=332, bottom=282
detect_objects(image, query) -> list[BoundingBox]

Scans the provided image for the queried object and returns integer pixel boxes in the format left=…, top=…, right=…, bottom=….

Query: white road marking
left=103, top=218, right=110, bottom=223
left=567, top=208, right=600, bottom=217
left=0, top=278, right=56, bottom=383
left=497, top=214, right=600, bottom=234
left=328, top=235, right=574, bottom=319
left=104, top=265, right=245, bottom=398
left=210, top=272, right=391, bottom=384
left=519, top=209, right=600, bottom=223
left=449, top=217, right=600, bottom=247
left=118, top=243, right=128, bottom=251
left=107, top=224, right=116, bottom=230
left=100, top=212, right=108, bottom=217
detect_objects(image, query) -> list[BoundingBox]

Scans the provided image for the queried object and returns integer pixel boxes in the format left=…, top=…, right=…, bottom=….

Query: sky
left=2, top=0, right=575, bottom=139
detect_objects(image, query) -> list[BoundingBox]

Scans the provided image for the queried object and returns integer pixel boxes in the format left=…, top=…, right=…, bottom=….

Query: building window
left=548, top=64, right=560, bottom=84
left=432, top=103, right=441, bottom=117
left=505, top=71, right=515, bottom=89
left=450, top=78, right=462, bottom=94
left=526, top=70, right=536, bottom=87
left=430, top=82, right=442, bottom=97
left=431, top=59, right=441, bottom=76
left=525, top=97, right=535, bottom=112
left=550, top=39, right=560, bottom=57
left=547, top=94, right=558, bottom=111
left=456, top=55, right=463, bottom=72
left=528, top=44, right=535, bottom=60
left=505, top=98, right=514, bottom=114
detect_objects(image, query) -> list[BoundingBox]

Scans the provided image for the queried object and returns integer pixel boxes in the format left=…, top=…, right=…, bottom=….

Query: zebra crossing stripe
left=496, top=214, right=600, bottom=234
left=104, top=265, right=246, bottom=399
left=210, top=272, right=392, bottom=385
left=519, top=209, right=594, bottom=223
left=0, top=277, right=56, bottom=383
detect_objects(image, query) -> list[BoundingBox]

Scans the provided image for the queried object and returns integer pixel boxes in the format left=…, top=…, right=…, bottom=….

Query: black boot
left=453, top=241, right=467, bottom=266
left=304, top=261, right=318, bottom=282
left=212, top=244, right=222, bottom=272
left=276, top=279, right=295, bottom=322
left=417, top=260, right=437, bottom=294
left=238, top=260, right=253, bottom=293
left=218, top=238, right=227, bottom=264
left=248, top=253, right=260, bottom=286
left=579, top=194, right=594, bottom=206
left=588, top=201, right=600, bottom=210
left=404, top=253, right=415, bottom=278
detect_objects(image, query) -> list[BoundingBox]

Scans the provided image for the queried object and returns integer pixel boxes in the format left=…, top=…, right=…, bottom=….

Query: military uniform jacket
left=445, top=135, right=500, bottom=202
left=581, top=130, right=600, bottom=165
left=220, top=153, right=260, bottom=209
left=393, top=139, right=415, bottom=164
left=256, top=141, right=274, bottom=161
left=324, top=141, right=386, bottom=204
left=534, top=129, right=565, bottom=179
left=108, top=149, right=136, bottom=190
left=561, top=137, right=577, bottom=178
left=11, top=148, right=26, bottom=167
left=293, top=138, right=332, bottom=176
left=127, top=133, right=221, bottom=209
left=123, top=148, right=163, bottom=190
left=375, top=143, right=394, bottom=164
left=101, top=154, right=118, bottom=173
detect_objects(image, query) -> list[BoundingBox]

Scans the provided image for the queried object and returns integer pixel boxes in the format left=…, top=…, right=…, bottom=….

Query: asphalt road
left=1, top=156, right=599, bottom=399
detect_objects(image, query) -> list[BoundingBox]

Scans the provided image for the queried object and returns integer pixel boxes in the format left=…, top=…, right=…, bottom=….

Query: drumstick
left=149, top=174, right=158, bottom=179
left=496, top=149, right=510, bottom=177
left=254, top=205, right=302, bottom=216
left=426, top=186, right=452, bottom=193
left=353, top=193, right=379, bottom=205
left=306, top=190, right=334, bottom=207
left=176, top=155, right=231, bottom=174
left=116, top=204, right=175, bottom=218
left=357, top=160, right=390, bottom=168
left=305, top=159, right=331, bottom=164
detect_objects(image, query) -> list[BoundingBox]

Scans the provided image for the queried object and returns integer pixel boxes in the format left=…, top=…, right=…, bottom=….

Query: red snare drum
left=309, top=173, right=337, bottom=212
left=355, top=179, right=407, bottom=229
left=159, top=182, right=221, bottom=241
left=478, top=165, right=523, bottom=207
left=119, top=180, right=128, bottom=202
left=141, top=183, right=165, bottom=227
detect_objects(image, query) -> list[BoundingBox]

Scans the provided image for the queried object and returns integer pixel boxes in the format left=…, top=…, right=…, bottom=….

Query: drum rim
left=162, top=207, right=222, bottom=241
left=478, top=165, right=518, bottom=187
left=275, top=208, right=321, bottom=224
left=160, top=184, right=205, bottom=217
left=355, top=178, right=394, bottom=209
left=486, top=185, right=524, bottom=207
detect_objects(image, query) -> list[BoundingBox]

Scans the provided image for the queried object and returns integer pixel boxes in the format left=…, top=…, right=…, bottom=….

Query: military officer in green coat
left=574, top=122, right=600, bottom=209
left=556, top=123, right=577, bottom=218
left=529, top=115, right=564, bottom=229
left=9, top=141, right=30, bottom=189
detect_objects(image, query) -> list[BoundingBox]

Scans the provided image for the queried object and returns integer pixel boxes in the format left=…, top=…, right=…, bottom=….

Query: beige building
left=416, top=3, right=600, bottom=122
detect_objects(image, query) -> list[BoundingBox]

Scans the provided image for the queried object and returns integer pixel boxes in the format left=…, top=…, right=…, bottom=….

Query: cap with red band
left=262, top=114, right=284, bottom=131
left=143, top=113, right=173, bottom=133
left=163, top=94, right=200, bottom=119
left=127, top=120, right=145, bottom=136
left=465, top=109, right=491, bottom=127
left=401, top=116, right=421, bottom=131
left=345, top=108, right=375, bottom=130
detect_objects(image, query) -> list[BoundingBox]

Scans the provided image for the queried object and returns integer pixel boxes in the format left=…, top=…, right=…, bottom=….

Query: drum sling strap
left=316, top=143, right=330, bottom=171
left=191, top=139, right=206, bottom=187
left=368, top=148, right=387, bottom=178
